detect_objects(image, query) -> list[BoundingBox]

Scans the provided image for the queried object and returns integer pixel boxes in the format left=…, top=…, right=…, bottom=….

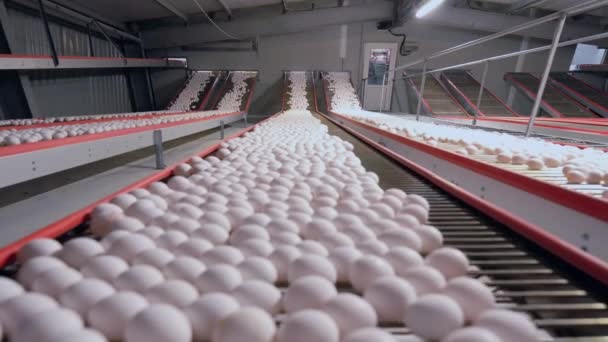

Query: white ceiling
left=67, top=0, right=299, bottom=22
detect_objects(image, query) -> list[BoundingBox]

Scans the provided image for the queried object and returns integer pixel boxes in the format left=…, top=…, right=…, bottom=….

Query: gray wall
left=146, top=17, right=576, bottom=116
left=3, top=4, right=151, bottom=118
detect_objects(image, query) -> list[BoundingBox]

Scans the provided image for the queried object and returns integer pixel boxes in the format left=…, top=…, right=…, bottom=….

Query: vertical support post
left=220, top=120, right=225, bottom=139
left=153, top=130, right=165, bottom=169
left=525, top=14, right=567, bottom=137
left=380, top=73, right=387, bottom=113
left=415, top=61, right=428, bottom=121
left=86, top=23, right=95, bottom=57
left=474, top=61, right=489, bottom=126
left=37, top=0, right=59, bottom=66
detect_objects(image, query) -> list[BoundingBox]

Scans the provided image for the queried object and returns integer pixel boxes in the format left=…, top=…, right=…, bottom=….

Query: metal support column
left=415, top=61, right=428, bottom=121
left=37, top=0, right=59, bottom=66
left=474, top=61, right=489, bottom=126
left=525, top=14, right=567, bottom=137
left=380, top=73, right=387, bottom=113
left=153, top=130, right=165, bottom=169
left=86, top=23, right=95, bottom=57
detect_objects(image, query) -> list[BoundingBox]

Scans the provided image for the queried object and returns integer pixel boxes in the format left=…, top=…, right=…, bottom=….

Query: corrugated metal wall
left=4, top=6, right=134, bottom=117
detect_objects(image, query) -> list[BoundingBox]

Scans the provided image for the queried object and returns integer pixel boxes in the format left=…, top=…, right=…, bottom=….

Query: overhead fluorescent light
left=415, top=0, right=445, bottom=18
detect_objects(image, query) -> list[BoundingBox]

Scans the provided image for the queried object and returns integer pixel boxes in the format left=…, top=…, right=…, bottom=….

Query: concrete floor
left=0, top=121, right=250, bottom=247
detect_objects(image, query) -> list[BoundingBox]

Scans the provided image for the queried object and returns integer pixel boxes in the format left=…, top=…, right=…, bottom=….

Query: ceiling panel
left=67, top=0, right=296, bottom=22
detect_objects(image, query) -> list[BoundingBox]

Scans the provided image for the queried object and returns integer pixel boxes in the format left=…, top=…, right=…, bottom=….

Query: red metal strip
left=548, top=75, right=608, bottom=115
left=320, top=112, right=608, bottom=286
left=0, top=112, right=242, bottom=157
left=439, top=73, right=486, bottom=117
left=0, top=112, right=279, bottom=267
left=330, top=111, right=608, bottom=222
left=504, top=73, right=566, bottom=118
left=463, top=70, right=521, bottom=117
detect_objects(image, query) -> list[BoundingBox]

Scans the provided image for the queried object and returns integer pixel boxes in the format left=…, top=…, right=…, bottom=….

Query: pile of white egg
left=0, top=110, right=183, bottom=128
left=286, top=72, right=310, bottom=110
left=324, top=72, right=608, bottom=195
left=325, top=72, right=362, bottom=111
left=217, top=72, right=256, bottom=112
left=0, top=110, right=229, bottom=147
left=168, top=72, right=212, bottom=112
left=0, top=109, right=543, bottom=342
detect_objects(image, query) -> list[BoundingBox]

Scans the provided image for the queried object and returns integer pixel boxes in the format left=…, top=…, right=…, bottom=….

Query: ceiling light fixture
left=415, top=0, right=445, bottom=18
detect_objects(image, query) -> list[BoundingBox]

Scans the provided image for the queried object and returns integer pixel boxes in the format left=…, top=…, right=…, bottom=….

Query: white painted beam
left=0, top=55, right=187, bottom=70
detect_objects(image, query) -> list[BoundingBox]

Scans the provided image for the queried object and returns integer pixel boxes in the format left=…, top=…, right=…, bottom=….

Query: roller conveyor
left=549, top=73, right=608, bottom=118
left=406, top=73, right=469, bottom=117
left=1, top=105, right=607, bottom=340
left=317, top=112, right=608, bottom=340
left=441, top=70, right=519, bottom=117
left=505, top=73, right=599, bottom=118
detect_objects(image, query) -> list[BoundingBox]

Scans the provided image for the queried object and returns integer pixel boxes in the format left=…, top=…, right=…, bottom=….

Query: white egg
left=133, top=248, right=175, bottom=269
left=283, top=275, right=338, bottom=313
left=192, top=224, right=229, bottom=244
left=0, top=277, right=24, bottom=303
left=475, top=309, right=541, bottom=342
left=196, top=263, right=243, bottom=293
left=364, top=276, right=416, bottom=322
left=349, top=254, right=394, bottom=292
left=383, top=247, right=424, bottom=276
left=99, top=230, right=131, bottom=249
left=356, top=240, right=389, bottom=256
left=237, top=257, right=277, bottom=283
left=277, top=309, right=339, bottom=342
left=402, top=265, right=446, bottom=295
left=32, top=266, right=83, bottom=298
left=414, top=225, right=443, bottom=253
left=232, top=280, right=282, bottom=314
left=57, top=238, right=105, bottom=268
left=162, top=256, right=206, bottom=282
left=202, top=245, right=244, bottom=265
left=81, top=255, right=129, bottom=283
left=87, top=291, right=148, bottom=341
left=322, top=293, right=377, bottom=336
left=268, top=245, right=302, bottom=283
left=288, top=254, right=337, bottom=283
left=326, top=242, right=363, bottom=282
left=342, top=328, right=398, bottom=342
left=211, top=307, right=276, bottom=342
left=442, top=327, right=501, bottom=342
left=378, top=229, right=422, bottom=251
left=185, top=293, right=240, bottom=341
left=0, top=293, right=59, bottom=335
left=125, top=304, right=191, bottom=342
left=17, top=238, right=62, bottom=263
left=114, top=265, right=164, bottom=292
left=107, top=233, right=155, bottom=262
left=145, top=279, right=198, bottom=307
left=426, top=247, right=470, bottom=279
left=404, top=294, right=464, bottom=340
left=174, top=238, right=213, bottom=258
left=444, top=276, right=495, bottom=321
left=297, top=240, right=329, bottom=256
left=155, top=230, right=189, bottom=250
left=45, top=328, right=108, bottom=342
left=401, top=204, right=428, bottom=224
left=59, top=278, right=115, bottom=316
left=12, top=307, right=83, bottom=342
